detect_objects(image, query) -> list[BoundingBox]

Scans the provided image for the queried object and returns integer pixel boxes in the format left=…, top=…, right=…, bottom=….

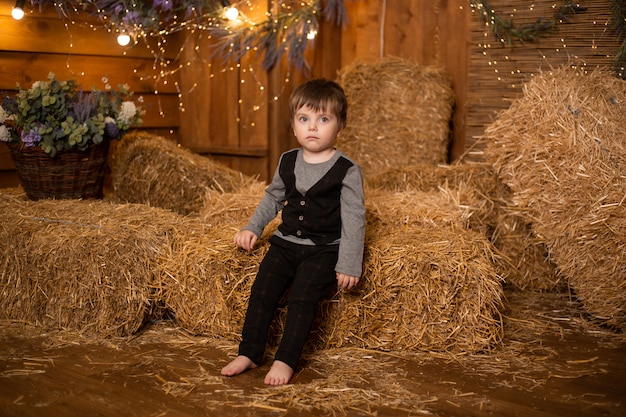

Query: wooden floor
left=0, top=292, right=624, bottom=417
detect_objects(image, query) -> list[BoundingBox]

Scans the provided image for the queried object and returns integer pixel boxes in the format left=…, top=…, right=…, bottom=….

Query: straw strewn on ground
left=336, top=56, right=455, bottom=175
left=109, top=131, right=259, bottom=215
left=484, top=65, right=626, bottom=330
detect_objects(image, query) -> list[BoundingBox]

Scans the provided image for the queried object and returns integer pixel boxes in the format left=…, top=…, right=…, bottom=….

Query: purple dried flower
left=71, top=91, right=96, bottom=123
left=104, top=118, right=119, bottom=138
left=154, top=0, right=173, bottom=13
left=22, top=130, right=41, bottom=147
left=123, top=11, right=141, bottom=26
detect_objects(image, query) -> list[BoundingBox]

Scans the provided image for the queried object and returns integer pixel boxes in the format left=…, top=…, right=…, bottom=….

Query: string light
left=224, top=6, right=239, bottom=21
left=12, top=0, right=25, bottom=20
left=117, top=31, right=131, bottom=46
left=28, top=1, right=345, bottom=127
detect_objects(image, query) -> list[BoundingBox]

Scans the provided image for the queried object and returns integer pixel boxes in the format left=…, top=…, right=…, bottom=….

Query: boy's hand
left=337, top=272, right=359, bottom=290
left=234, top=230, right=258, bottom=251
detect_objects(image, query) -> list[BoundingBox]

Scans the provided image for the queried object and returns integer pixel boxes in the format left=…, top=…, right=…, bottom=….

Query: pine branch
left=471, top=0, right=586, bottom=47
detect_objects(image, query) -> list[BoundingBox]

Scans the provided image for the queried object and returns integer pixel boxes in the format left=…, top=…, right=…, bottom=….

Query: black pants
left=238, top=236, right=338, bottom=370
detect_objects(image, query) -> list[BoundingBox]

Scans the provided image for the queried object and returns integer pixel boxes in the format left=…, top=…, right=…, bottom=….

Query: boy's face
left=292, top=105, right=342, bottom=156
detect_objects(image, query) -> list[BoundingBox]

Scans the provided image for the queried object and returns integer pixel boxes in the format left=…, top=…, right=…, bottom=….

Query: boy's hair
left=289, top=79, right=348, bottom=129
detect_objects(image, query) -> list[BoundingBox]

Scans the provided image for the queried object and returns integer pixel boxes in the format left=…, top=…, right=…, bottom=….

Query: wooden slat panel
left=341, top=0, right=383, bottom=65
left=177, top=31, right=211, bottom=147
left=312, top=17, right=343, bottom=81
left=0, top=15, right=164, bottom=59
left=208, top=154, right=270, bottom=183
left=239, top=51, right=268, bottom=150
left=441, top=0, right=470, bottom=160
left=190, top=146, right=267, bottom=157
left=0, top=144, right=14, bottom=170
left=0, top=51, right=178, bottom=94
left=385, top=2, right=433, bottom=63
left=140, top=94, right=180, bottom=128
left=209, top=60, right=241, bottom=147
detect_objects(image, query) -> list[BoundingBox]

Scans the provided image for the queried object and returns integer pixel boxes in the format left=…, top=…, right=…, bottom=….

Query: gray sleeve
left=242, top=162, right=286, bottom=238
left=335, top=164, right=366, bottom=278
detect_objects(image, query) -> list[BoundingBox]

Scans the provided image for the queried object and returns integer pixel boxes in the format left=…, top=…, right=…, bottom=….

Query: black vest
left=278, top=150, right=353, bottom=244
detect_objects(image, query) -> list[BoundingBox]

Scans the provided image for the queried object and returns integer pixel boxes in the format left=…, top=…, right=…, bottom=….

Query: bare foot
left=264, top=360, right=294, bottom=386
left=221, top=355, right=258, bottom=377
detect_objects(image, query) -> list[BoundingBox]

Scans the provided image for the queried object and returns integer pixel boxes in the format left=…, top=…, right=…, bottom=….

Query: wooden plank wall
left=2, top=1, right=619, bottom=187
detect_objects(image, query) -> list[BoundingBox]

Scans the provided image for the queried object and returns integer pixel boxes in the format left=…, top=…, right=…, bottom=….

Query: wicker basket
left=7, top=141, right=110, bottom=200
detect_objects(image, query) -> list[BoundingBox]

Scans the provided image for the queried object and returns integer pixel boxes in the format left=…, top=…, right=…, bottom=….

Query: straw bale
left=1, top=183, right=504, bottom=353
left=367, top=162, right=560, bottom=291
left=483, top=65, right=626, bottom=329
left=199, top=180, right=266, bottom=226
left=490, top=208, right=562, bottom=292
left=109, top=131, right=257, bottom=215
left=336, top=56, right=455, bottom=175
left=366, top=162, right=499, bottom=234
left=0, top=191, right=207, bottom=337
left=315, top=221, right=504, bottom=354
left=365, top=187, right=475, bottom=231
left=161, top=219, right=279, bottom=340
left=168, top=188, right=504, bottom=354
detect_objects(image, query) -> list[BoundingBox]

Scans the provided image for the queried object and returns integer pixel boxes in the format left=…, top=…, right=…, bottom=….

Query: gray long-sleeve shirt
left=243, top=148, right=366, bottom=278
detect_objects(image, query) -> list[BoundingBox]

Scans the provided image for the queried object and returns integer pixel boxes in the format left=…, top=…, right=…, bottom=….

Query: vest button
left=300, top=200, right=306, bottom=206
left=296, top=230, right=302, bottom=236
left=298, top=215, right=304, bottom=221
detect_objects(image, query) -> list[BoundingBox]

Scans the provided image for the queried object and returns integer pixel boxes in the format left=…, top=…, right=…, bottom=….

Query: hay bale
left=109, top=131, right=257, bottom=215
left=1, top=183, right=505, bottom=353
left=336, top=56, right=455, bottom=175
left=365, top=186, right=476, bottom=230
left=315, top=221, right=504, bottom=354
left=161, top=220, right=278, bottom=340
left=167, top=188, right=504, bottom=355
left=366, top=162, right=498, bottom=194
left=491, top=208, right=562, bottom=292
left=0, top=191, right=206, bottom=337
left=366, top=162, right=499, bottom=234
left=313, top=190, right=505, bottom=353
left=484, top=65, right=626, bottom=329
left=200, top=180, right=266, bottom=227
left=367, top=162, right=561, bottom=292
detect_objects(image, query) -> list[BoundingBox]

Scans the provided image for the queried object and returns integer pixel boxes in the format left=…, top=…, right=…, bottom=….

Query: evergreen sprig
left=471, top=0, right=587, bottom=47
left=209, top=3, right=322, bottom=72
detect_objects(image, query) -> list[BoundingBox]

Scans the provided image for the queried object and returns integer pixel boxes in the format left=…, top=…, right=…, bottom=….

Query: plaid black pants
left=238, top=236, right=338, bottom=370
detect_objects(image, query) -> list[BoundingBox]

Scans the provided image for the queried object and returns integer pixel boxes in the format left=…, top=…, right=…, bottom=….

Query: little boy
left=220, top=78, right=365, bottom=385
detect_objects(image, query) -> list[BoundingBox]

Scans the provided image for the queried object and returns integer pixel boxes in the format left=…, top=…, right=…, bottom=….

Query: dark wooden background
left=0, top=0, right=620, bottom=183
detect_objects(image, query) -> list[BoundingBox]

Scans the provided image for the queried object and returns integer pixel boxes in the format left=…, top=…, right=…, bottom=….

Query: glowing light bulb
left=306, top=30, right=317, bottom=40
left=11, top=6, right=24, bottom=20
left=225, top=6, right=239, bottom=21
left=117, top=33, right=131, bottom=46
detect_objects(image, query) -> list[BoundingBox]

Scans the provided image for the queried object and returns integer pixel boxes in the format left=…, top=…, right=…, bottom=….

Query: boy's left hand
left=337, top=272, right=359, bottom=290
